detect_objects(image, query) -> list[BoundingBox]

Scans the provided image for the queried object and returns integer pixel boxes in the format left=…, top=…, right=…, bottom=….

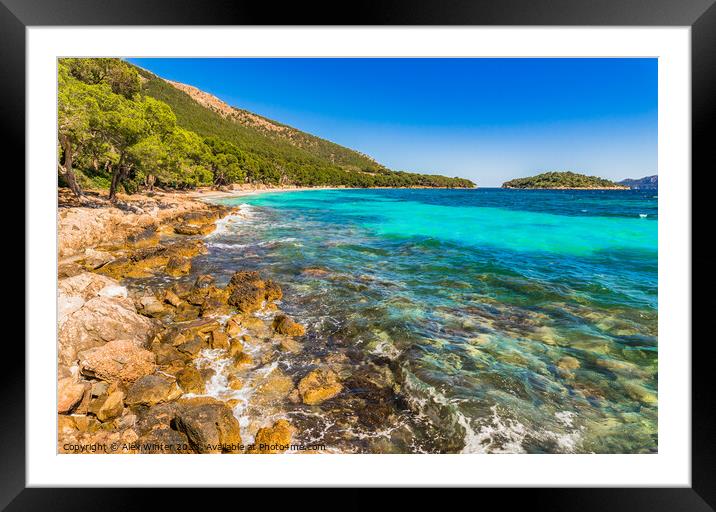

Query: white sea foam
left=639, top=213, right=648, bottom=218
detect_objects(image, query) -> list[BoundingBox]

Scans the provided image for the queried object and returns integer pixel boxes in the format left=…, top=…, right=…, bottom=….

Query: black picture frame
left=5, top=0, right=714, bottom=508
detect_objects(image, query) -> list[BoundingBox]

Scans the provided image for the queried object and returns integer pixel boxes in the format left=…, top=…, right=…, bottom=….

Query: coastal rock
left=59, top=273, right=157, bottom=365
left=173, top=398, right=242, bottom=453
left=164, top=289, right=184, bottom=307
left=252, top=369, right=294, bottom=405
left=225, top=316, right=242, bottom=337
left=272, top=314, right=306, bottom=337
left=97, top=391, right=125, bottom=422
left=174, top=223, right=216, bottom=236
left=249, top=420, right=294, bottom=454
left=175, top=367, right=205, bottom=394
left=57, top=377, right=88, bottom=413
left=125, top=373, right=182, bottom=407
left=79, top=340, right=157, bottom=384
left=165, top=256, right=192, bottom=276
left=176, top=337, right=206, bottom=357
left=226, top=271, right=282, bottom=313
left=138, top=295, right=169, bottom=318
left=125, top=227, right=160, bottom=249
left=58, top=272, right=126, bottom=303
left=138, top=428, right=191, bottom=453
left=209, top=330, right=229, bottom=350
left=298, top=368, right=342, bottom=405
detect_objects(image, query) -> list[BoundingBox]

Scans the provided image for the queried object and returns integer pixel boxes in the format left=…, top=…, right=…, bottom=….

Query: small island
left=502, top=171, right=629, bottom=190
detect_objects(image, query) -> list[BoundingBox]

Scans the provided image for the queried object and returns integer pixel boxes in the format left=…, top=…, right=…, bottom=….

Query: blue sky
left=129, top=58, right=657, bottom=187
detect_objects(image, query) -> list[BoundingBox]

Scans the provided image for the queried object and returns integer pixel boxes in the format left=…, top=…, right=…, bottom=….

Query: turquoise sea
left=205, top=188, right=657, bottom=453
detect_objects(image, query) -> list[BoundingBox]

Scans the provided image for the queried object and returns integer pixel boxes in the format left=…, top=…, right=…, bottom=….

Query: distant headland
left=502, top=171, right=629, bottom=190
left=618, top=175, right=658, bottom=190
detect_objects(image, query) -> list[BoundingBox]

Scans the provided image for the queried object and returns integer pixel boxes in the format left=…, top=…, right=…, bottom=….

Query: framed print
left=6, top=0, right=715, bottom=508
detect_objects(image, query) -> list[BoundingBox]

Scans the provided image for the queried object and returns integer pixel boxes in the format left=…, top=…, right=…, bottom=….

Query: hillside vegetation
left=502, top=171, right=627, bottom=189
left=57, top=58, right=474, bottom=199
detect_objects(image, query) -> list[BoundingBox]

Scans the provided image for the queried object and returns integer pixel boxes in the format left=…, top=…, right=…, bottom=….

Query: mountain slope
left=136, top=66, right=474, bottom=188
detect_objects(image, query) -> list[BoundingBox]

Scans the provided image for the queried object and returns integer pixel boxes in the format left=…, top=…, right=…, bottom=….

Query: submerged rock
left=165, top=256, right=192, bottom=277
left=298, top=368, right=343, bottom=405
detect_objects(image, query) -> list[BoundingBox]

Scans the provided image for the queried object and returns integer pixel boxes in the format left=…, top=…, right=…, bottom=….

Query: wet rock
left=176, top=337, right=206, bottom=357
left=238, top=315, right=265, bottom=332
left=231, top=352, right=253, bottom=369
left=173, top=303, right=201, bottom=322
left=125, top=227, right=160, bottom=249
left=209, top=330, right=229, bottom=350
left=79, top=340, right=157, bottom=384
left=228, top=376, right=243, bottom=390
left=225, top=316, right=242, bottom=337
left=125, top=373, right=182, bottom=407
left=97, top=391, right=125, bottom=422
left=228, top=339, right=244, bottom=357
left=164, top=289, right=183, bottom=307
left=298, top=368, right=342, bottom=405
left=138, top=427, right=191, bottom=453
left=176, top=367, right=205, bottom=394
left=152, top=342, right=190, bottom=366
left=138, top=295, right=169, bottom=318
left=226, top=271, right=282, bottom=314
left=248, top=420, right=294, bottom=454
left=165, top=256, right=191, bottom=277
left=58, top=377, right=88, bottom=413
left=278, top=336, right=303, bottom=353
left=252, top=369, right=294, bottom=405
left=173, top=397, right=242, bottom=453
left=165, top=239, right=207, bottom=259
left=174, top=223, right=216, bottom=236
left=272, top=314, right=306, bottom=337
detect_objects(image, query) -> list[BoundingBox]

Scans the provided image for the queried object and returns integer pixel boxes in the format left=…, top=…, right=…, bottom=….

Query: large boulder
left=79, top=340, right=157, bottom=384
left=173, top=398, right=242, bottom=453
left=297, top=368, right=343, bottom=405
left=58, top=273, right=157, bottom=366
left=125, top=373, right=182, bottom=407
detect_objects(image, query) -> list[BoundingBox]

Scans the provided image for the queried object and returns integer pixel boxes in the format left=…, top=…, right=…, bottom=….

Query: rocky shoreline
left=57, top=189, right=343, bottom=454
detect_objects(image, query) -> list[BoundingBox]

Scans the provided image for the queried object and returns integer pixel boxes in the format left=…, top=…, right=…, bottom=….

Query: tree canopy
left=57, top=58, right=474, bottom=198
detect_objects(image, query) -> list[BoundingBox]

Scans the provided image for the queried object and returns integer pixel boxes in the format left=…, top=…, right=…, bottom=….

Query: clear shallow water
left=207, top=188, right=657, bottom=453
